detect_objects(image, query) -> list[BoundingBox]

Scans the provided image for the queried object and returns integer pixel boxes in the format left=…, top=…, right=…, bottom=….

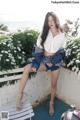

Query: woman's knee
left=23, top=64, right=32, bottom=73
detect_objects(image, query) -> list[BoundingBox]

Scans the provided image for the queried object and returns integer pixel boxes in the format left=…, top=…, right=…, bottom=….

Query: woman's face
left=48, top=15, right=56, bottom=29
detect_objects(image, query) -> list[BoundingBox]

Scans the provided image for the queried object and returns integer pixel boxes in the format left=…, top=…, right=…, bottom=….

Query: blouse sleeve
left=36, top=33, right=43, bottom=49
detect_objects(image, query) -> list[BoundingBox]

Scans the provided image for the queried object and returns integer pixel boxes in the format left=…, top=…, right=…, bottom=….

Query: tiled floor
left=32, top=97, right=71, bottom=120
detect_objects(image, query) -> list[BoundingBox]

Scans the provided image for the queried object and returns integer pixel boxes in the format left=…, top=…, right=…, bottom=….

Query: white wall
left=56, top=67, right=80, bottom=107
left=0, top=67, right=80, bottom=107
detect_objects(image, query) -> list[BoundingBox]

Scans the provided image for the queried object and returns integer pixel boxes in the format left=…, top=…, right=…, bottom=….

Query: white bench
left=0, top=68, right=35, bottom=120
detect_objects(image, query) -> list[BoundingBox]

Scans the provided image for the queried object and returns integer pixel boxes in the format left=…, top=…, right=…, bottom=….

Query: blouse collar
left=49, top=29, right=64, bottom=39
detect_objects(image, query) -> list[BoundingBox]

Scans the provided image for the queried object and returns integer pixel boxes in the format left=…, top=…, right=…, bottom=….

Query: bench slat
left=0, top=68, right=24, bottom=75
left=0, top=103, right=32, bottom=113
left=9, top=112, right=34, bottom=120
left=9, top=109, right=34, bottom=119
left=10, top=106, right=33, bottom=116
left=0, top=74, right=22, bottom=82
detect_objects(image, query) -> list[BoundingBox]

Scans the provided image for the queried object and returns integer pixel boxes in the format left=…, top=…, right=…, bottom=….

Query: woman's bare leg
left=16, top=63, right=46, bottom=111
left=49, top=68, right=60, bottom=115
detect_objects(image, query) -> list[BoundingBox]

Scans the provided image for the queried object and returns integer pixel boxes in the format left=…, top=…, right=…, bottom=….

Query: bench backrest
left=0, top=68, right=24, bottom=83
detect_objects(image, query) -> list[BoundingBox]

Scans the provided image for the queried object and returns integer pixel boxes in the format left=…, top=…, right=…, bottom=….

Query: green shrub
left=65, top=37, right=80, bottom=73
left=12, top=29, right=39, bottom=59
left=0, top=29, right=39, bottom=71
left=0, top=38, right=26, bottom=71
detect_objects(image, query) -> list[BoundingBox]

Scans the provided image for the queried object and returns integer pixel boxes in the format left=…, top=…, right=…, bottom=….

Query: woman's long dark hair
left=40, top=12, right=64, bottom=49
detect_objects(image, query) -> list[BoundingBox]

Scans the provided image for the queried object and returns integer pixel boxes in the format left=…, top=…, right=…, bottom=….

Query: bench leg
left=30, top=116, right=31, bottom=120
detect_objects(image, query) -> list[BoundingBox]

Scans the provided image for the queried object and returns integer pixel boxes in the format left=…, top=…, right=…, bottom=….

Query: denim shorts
left=31, top=48, right=65, bottom=72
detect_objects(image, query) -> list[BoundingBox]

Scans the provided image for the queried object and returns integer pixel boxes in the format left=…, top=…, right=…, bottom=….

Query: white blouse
left=36, top=30, right=66, bottom=53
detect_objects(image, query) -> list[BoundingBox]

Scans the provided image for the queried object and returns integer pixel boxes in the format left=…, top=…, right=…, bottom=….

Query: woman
left=16, top=12, right=66, bottom=115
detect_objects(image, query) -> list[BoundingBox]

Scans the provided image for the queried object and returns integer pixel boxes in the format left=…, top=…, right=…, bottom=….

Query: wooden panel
left=0, top=68, right=24, bottom=75
left=0, top=74, right=22, bottom=82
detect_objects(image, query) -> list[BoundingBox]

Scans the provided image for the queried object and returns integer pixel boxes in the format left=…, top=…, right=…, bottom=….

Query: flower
left=18, top=56, right=21, bottom=59
left=0, top=54, right=3, bottom=57
left=17, top=47, right=21, bottom=51
left=3, top=42, right=6, bottom=45
left=6, top=59, right=9, bottom=62
left=76, top=60, right=80, bottom=63
left=22, top=51, right=25, bottom=54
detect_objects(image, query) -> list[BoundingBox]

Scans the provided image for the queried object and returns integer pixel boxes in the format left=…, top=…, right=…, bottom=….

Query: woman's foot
left=16, top=92, right=23, bottom=111
left=49, top=101, right=54, bottom=115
